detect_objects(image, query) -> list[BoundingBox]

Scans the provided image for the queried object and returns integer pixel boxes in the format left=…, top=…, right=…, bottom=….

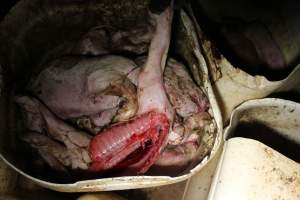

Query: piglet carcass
left=17, top=57, right=211, bottom=175
left=29, top=55, right=139, bottom=134
left=17, top=4, right=211, bottom=175
left=17, top=5, right=174, bottom=175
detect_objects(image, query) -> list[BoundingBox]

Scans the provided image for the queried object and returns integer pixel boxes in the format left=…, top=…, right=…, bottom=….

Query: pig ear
left=149, top=0, right=171, bottom=14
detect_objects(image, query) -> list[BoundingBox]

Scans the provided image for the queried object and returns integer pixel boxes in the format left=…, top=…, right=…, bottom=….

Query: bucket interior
left=226, top=99, right=300, bottom=162
left=0, top=0, right=218, bottom=184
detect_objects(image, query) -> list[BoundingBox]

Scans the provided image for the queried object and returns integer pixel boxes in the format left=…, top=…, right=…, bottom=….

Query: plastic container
left=0, top=0, right=222, bottom=192
left=183, top=98, right=300, bottom=200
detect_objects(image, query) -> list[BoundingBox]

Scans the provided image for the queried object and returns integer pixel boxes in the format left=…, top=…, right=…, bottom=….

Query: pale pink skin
left=30, top=56, right=138, bottom=120
left=137, top=6, right=174, bottom=121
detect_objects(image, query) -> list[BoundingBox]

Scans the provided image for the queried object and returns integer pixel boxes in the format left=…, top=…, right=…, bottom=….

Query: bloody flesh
left=89, top=111, right=170, bottom=173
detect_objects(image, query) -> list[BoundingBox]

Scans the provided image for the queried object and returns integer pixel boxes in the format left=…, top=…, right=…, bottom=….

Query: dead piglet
left=153, top=60, right=212, bottom=174
left=29, top=55, right=139, bottom=134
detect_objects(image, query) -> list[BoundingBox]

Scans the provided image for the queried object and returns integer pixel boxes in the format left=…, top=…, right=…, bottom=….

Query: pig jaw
left=88, top=111, right=170, bottom=174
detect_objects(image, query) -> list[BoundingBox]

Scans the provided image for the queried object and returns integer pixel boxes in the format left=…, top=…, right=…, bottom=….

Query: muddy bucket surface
left=210, top=98, right=300, bottom=199
left=0, top=0, right=222, bottom=192
left=183, top=98, right=300, bottom=200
